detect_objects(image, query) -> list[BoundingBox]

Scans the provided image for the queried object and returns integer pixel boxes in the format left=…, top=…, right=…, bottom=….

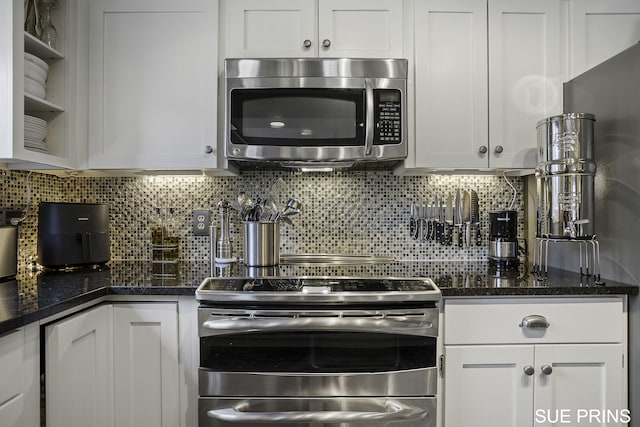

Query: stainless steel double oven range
left=196, top=276, right=441, bottom=427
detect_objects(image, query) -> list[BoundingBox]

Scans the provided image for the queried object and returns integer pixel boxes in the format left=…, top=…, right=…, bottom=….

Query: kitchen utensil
left=434, top=196, right=442, bottom=243
left=445, top=194, right=453, bottom=246
left=454, top=189, right=463, bottom=248
left=410, top=203, right=418, bottom=240
left=275, top=198, right=302, bottom=221
left=462, top=190, right=471, bottom=248
left=470, top=190, right=480, bottom=246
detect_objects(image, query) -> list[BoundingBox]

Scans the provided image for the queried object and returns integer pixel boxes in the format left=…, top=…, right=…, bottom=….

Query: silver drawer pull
left=519, top=315, right=549, bottom=329
left=523, top=365, right=535, bottom=376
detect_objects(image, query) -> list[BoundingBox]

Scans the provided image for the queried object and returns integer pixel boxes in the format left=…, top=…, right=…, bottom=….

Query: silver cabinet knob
left=303, top=39, right=312, bottom=48
left=541, top=365, right=553, bottom=375
left=494, top=145, right=504, bottom=153
left=204, top=145, right=214, bottom=154
left=322, top=39, right=331, bottom=48
left=478, top=146, right=488, bottom=154
left=523, top=365, right=535, bottom=376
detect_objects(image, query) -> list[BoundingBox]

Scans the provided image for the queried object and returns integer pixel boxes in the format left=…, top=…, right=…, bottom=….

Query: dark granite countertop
left=0, top=260, right=637, bottom=335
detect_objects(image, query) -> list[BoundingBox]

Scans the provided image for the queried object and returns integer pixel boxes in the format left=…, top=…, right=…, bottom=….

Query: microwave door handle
left=364, top=78, right=374, bottom=156
left=207, top=399, right=429, bottom=423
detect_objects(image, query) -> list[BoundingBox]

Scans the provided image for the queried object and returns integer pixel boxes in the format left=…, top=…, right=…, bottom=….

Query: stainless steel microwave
left=224, top=58, right=408, bottom=169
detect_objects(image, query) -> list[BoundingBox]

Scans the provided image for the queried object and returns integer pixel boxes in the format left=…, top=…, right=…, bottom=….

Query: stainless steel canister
left=536, top=113, right=595, bottom=163
left=535, top=161, right=596, bottom=239
left=243, top=221, right=280, bottom=266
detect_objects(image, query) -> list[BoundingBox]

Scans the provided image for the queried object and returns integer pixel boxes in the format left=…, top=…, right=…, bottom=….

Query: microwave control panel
left=374, top=89, right=402, bottom=145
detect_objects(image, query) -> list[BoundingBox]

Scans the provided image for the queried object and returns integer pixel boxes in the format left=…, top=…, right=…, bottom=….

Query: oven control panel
left=374, top=89, right=402, bottom=145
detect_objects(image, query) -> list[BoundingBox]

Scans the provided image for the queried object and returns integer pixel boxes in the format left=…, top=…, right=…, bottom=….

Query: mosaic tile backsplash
left=0, top=169, right=524, bottom=267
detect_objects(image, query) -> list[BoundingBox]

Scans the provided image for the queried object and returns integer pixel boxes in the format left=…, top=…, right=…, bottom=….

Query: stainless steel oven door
left=198, top=307, right=438, bottom=397
left=198, top=397, right=436, bottom=427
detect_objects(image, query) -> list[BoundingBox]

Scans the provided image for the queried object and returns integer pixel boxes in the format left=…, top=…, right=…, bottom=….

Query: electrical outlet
left=193, top=209, right=210, bottom=236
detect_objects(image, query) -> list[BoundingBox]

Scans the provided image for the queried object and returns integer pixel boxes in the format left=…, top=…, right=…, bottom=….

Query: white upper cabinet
left=0, top=0, right=81, bottom=170
left=225, top=0, right=316, bottom=58
left=488, top=0, right=563, bottom=169
left=88, top=0, right=218, bottom=170
left=570, top=0, right=640, bottom=78
left=224, top=0, right=404, bottom=58
left=412, top=0, right=562, bottom=170
left=413, top=0, right=488, bottom=170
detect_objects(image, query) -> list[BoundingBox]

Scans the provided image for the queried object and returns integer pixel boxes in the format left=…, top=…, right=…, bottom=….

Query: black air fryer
left=38, top=202, right=110, bottom=268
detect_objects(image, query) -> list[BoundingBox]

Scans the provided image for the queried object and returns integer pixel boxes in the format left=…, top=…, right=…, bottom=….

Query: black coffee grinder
left=488, top=210, right=523, bottom=267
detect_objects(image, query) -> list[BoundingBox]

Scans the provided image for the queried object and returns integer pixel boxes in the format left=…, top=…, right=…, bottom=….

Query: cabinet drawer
left=443, top=297, right=624, bottom=345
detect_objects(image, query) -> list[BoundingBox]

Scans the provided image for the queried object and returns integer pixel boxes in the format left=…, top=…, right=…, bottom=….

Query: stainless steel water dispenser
left=535, top=113, right=596, bottom=239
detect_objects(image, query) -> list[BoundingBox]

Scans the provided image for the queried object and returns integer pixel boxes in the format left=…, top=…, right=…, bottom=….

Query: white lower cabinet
left=113, top=303, right=180, bottom=427
left=46, top=300, right=192, bottom=427
left=442, top=297, right=628, bottom=427
left=0, top=324, right=40, bottom=427
left=46, top=304, right=114, bottom=427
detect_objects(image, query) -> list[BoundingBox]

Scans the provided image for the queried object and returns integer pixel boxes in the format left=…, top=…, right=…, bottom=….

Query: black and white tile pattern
left=0, top=169, right=525, bottom=266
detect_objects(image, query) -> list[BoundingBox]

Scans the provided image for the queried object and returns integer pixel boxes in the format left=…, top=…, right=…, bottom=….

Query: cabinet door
left=571, top=0, right=640, bottom=78
left=318, top=0, right=403, bottom=58
left=225, top=0, right=316, bottom=57
left=46, top=305, right=114, bottom=427
left=113, top=303, right=180, bottom=427
left=413, top=0, right=488, bottom=169
left=488, top=0, right=562, bottom=169
left=444, top=345, right=534, bottom=427
left=534, top=344, right=626, bottom=427
left=0, top=325, right=40, bottom=427
left=88, top=0, right=218, bottom=170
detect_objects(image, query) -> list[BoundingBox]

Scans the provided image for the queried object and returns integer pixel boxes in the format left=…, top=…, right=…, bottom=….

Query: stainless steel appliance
left=196, top=276, right=441, bottom=427
left=535, top=113, right=596, bottom=239
left=37, top=202, right=110, bottom=268
left=224, top=58, right=408, bottom=169
left=0, top=226, right=18, bottom=279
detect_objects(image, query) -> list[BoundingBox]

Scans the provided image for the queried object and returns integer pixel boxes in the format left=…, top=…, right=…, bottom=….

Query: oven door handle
left=201, top=316, right=434, bottom=335
left=206, top=399, right=428, bottom=423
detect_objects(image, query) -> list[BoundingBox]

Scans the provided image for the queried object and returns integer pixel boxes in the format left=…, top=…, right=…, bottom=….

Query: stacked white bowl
left=24, top=52, right=49, bottom=99
left=24, top=115, right=48, bottom=153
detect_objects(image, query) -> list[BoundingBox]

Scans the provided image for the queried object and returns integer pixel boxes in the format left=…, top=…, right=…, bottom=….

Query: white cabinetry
left=224, top=0, right=404, bottom=58
left=412, top=0, right=562, bottom=170
left=442, top=297, right=627, bottom=427
left=88, top=0, right=218, bottom=170
left=0, top=0, right=81, bottom=170
left=113, top=303, right=180, bottom=427
left=0, top=325, right=40, bottom=427
left=570, top=0, right=640, bottom=79
left=45, top=304, right=114, bottom=427
left=46, top=301, right=188, bottom=427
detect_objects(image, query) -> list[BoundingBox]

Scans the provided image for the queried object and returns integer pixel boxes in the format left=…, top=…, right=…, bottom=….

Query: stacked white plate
left=24, top=53, right=48, bottom=99
left=24, top=115, right=48, bottom=153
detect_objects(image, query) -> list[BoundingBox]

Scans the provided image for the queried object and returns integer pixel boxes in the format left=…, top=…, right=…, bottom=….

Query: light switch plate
left=193, top=210, right=210, bottom=236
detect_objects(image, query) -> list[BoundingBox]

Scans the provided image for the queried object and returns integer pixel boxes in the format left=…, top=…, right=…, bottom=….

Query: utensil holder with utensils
left=243, top=221, right=280, bottom=267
